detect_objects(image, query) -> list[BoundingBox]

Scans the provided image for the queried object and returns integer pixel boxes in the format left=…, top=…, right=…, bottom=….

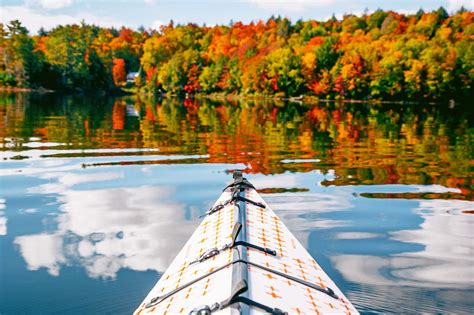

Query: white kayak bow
left=134, top=172, right=359, bottom=315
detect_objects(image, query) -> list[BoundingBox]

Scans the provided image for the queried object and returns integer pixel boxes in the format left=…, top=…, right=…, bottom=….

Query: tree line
left=0, top=7, right=472, bottom=100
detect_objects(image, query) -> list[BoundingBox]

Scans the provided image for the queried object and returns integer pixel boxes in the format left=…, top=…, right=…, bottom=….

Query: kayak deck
left=134, top=172, right=358, bottom=314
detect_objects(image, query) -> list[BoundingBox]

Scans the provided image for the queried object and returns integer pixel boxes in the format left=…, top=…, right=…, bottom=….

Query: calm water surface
left=0, top=93, right=473, bottom=314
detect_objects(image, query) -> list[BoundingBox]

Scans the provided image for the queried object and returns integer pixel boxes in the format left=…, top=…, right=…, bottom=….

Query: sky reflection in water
left=0, top=93, right=473, bottom=314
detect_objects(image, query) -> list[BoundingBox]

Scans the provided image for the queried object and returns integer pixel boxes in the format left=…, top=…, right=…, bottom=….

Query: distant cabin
left=126, top=104, right=139, bottom=117
left=126, top=72, right=139, bottom=83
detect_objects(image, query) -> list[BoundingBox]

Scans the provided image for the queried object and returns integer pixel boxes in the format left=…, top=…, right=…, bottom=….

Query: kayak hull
left=135, top=173, right=358, bottom=314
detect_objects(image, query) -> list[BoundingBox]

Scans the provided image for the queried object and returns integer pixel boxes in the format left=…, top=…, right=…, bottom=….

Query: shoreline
left=0, top=86, right=132, bottom=96
left=0, top=87, right=55, bottom=93
left=0, top=87, right=454, bottom=105
left=194, top=93, right=437, bottom=105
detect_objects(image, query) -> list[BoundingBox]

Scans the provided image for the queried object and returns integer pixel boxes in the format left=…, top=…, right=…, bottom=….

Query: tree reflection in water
left=1, top=93, right=471, bottom=196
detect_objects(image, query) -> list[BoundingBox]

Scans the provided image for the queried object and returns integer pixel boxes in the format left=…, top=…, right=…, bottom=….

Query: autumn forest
left=1, top=8, right=473, bottom=101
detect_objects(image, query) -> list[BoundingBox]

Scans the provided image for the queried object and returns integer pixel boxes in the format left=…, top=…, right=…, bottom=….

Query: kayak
left=134, top=172, right=359, bottom=314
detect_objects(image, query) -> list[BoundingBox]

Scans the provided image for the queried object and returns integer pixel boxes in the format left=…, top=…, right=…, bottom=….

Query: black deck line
left=144, top=262, right=233, bottom=309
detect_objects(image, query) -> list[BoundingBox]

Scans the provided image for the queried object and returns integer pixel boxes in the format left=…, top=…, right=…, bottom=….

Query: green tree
left=368, top=9, right=388, bottom=30
left=199, top=62, right=223, bottom=93
left=3, top=20, right=40, bottom=87
left=44, top=24, right=111, bottom=90
left=264, top=47, right=304, bottom=96
left=315, top=36, right=340, bottom=71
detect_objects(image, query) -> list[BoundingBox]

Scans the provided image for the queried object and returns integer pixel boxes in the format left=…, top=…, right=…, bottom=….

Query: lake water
left=0, top=93, right=473, bottom=314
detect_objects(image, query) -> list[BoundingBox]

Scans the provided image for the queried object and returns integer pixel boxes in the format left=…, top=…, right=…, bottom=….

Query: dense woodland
left=0, top=8, right=473, bottom=100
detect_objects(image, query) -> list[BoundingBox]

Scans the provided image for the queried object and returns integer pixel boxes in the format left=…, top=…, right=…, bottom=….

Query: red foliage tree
left=112, top=58, right=126, bottom=86
left=184, top=64, right=201, bottom=93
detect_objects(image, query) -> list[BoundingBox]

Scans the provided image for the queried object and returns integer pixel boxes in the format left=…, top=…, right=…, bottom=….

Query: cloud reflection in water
left=15, top=233, right=66, bottom=276
left=332, top=198, right=474, bottom=312
left=15, top=170, right=199, bottom=279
